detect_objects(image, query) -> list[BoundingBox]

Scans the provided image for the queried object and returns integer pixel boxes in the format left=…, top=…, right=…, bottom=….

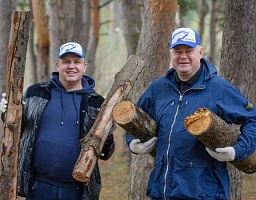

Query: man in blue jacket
left=0, top=42, right=115, bottom=200
left=126, top=27, right=256, bottom=199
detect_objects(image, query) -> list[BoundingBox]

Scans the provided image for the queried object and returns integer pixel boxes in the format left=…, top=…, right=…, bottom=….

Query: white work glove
left=129, top=137, right=157, bottom=154
left=0, top=93, right=7, bottom=113
left=206, top=147, right=235, bottom=162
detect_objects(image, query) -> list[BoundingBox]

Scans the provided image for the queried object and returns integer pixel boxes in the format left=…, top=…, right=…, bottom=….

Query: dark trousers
left=27, top=179, right=82, bottom=200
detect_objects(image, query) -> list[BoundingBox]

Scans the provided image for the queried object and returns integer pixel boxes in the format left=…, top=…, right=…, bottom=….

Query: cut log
left=112, top=100, right=157, bottom=157
left=0, top=11, right=31, bottom=200
left=184, top=107, right=256, bottom=174
left=72, top=55, right=145, bottom=182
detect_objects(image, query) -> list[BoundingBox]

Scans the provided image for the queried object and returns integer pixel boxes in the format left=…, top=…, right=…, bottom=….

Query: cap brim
left=59, top=52, right=84, bottom=58
left=170, top=41, right=198, bottom=49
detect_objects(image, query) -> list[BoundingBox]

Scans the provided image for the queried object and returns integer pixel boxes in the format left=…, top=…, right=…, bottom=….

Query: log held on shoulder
left=184, top=107, right=256, bottom=174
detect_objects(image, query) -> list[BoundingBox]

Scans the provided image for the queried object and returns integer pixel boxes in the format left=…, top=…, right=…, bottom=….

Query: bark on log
left=0, top=11, right=31, bottom=200
left=184, top=107, right=256, bottom=174
left=112, top=100, right=157, bottom=157
left=72, top=55, right=145, bottom=182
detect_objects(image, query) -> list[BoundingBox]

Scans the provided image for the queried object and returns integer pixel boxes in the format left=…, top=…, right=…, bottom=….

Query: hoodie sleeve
left=100, top=133, right=115, bottom=160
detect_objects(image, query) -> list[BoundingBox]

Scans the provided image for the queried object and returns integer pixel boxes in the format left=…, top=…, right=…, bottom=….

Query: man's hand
left=129, top=137, right=157, bottom=154
left=0, top=93, right=7, bottom=113
left=206, top=146, right=235, bottom=162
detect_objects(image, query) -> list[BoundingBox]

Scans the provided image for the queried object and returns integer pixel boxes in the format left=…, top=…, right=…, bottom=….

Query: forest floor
left=99, top=127, right=256, bottom=200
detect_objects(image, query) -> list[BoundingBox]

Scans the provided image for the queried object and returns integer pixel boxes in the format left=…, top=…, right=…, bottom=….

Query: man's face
left=56, top=53, right=87, bottom=90
left=170, top=45, right=203, bottom=81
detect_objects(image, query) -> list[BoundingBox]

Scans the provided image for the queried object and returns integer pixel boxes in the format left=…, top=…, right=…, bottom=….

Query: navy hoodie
left=33, top=72, right=95, bottom=187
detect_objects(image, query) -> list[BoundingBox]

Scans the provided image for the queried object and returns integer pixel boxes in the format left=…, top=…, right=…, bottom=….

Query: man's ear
left=56, top=61, right=59, bottom=71
left=199, top=46, right=204, bottom=58
left=84, top=62, right=87, bottom=73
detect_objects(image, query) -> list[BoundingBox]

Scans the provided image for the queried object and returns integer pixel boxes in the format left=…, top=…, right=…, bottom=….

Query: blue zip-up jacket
left=126, top=58, right=256, bottom=199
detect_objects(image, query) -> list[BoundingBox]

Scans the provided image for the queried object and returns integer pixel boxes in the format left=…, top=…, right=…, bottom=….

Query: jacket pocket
left=171, top=156, right=208, bottom=198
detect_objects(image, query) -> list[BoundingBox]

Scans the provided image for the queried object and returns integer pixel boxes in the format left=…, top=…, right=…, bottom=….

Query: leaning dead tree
left=112, top=100, right=157, bottom=157
left=72, top=55, right=145, bottom=182
left=0, top=11, right=31, bottom=200
left=184, top=108, right=256, bottom=174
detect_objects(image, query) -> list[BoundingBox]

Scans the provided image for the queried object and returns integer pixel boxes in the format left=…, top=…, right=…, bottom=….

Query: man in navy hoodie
left=0, top=42, right=115, bottom=200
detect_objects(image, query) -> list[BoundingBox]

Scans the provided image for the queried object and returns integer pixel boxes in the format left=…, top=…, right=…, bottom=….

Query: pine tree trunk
left=128, top=1, right=177, bottom=199
left=219, top=0, right=256, bottom=199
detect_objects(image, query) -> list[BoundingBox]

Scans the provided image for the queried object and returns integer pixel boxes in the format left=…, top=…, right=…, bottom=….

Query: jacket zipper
left=163, top=94, right=183, bottom=200
left=162, top=87, right=205, bottom=199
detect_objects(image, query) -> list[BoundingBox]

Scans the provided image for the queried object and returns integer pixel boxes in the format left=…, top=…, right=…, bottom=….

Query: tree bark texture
left=219, top=1, right=256, bottom=199
left=112, top=100, right=157, bottom=157
left=0, top=11, right=31, bottom=200
left=72, top=55, right=145, bottom=182
left=184, top=107, right=256, bottom=174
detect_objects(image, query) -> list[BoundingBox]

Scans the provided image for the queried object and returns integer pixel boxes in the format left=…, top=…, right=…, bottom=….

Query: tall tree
left=31, top=0, right=50, bottom=82
left=48, top=0, right=85, bottom=73
left=219, top=0, right=256, bottom=199
left=197, top=0, right=208, bottom=44
left=118, top=0, right=143, bottom=57
left=209, top=0, right=216, bottom=65
left=86, top=0, right=100, bottom=76
left=24, top=0, right=37, bottom=88
left=128, top=1, right=177, bottom=199
left=0, top=0, right=17, bottom=95
left=0, top=0, right=17, bottom=170
left=117, top=0, right=143, bottom=165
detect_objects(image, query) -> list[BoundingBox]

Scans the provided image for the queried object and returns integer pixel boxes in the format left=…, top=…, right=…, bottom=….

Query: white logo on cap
left=172, top=30, right=196, bottom=44
left=59, top=43, right=82, bottom=56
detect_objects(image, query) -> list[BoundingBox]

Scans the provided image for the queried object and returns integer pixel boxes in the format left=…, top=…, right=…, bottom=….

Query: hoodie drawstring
left=60, top=89, right=79, bottom=125
left=61, top=89, right=64, bottom=125
left=73, top=93, right=79, bottom=125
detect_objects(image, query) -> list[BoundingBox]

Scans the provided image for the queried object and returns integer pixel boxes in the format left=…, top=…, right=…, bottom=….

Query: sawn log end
left=184, top=108, right=212, bottom=136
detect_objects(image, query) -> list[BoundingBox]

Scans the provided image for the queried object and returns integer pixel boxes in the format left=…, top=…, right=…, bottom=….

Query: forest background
left=0, top=0, right=255, bottom=200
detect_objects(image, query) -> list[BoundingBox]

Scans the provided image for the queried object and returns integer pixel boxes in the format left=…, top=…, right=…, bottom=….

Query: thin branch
left=99, top=0, right=114, bottom=9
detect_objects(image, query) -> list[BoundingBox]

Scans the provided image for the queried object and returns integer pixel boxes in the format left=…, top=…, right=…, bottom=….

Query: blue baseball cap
left=58, top=42, right=86, bottom=59
left=170, top=28, right=201, bottom=49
